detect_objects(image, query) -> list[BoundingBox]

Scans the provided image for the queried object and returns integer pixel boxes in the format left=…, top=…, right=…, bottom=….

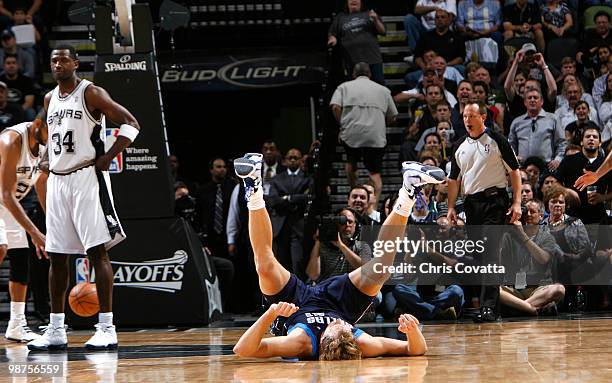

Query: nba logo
left=76, top=258, right=90, bottom=283
left=105, top=128, right=123, bottom=173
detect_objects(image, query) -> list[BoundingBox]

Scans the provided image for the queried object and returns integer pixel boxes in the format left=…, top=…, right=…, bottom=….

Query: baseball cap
left=521, top=43, right=537, bottom=53
left=1, top=29, right=14, bottom=40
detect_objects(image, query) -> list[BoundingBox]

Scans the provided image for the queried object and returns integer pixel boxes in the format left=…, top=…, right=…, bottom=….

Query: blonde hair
left=319, top=330, right=362, bottom=361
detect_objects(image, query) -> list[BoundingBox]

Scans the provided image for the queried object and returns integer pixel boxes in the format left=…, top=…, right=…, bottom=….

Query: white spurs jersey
left=47, top=79, right=103, bottom=173
left=1, top=122, right=42, bottom=201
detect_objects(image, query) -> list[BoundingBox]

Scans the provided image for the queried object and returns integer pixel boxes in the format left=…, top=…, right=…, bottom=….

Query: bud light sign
left=105, top=128, right=123, bottom=173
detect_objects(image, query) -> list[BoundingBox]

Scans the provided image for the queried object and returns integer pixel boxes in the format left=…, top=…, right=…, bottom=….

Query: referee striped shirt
left=449, top=129, right=520, bottom=195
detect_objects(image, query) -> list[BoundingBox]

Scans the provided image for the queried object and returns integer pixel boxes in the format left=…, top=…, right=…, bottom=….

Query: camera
left=317, top=215, right=347, bottom=242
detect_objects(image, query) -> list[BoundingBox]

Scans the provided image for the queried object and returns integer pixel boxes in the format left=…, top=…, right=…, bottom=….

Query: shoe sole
left=234, top=155, right=262, bottom=178
left=85, top=343, right=118, bottom=350
left=5, top=335, right=40, bottom=343
left=27, top=343, right=68, bottom=351
left=403, top=167, right=445, bottom=186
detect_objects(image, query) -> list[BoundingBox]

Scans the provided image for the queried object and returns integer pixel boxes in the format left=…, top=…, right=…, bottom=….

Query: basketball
left=69, top=282, right=99, bottom=317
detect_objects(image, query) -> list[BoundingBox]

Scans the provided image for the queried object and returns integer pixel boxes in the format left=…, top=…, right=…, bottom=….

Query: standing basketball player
left=0, top=118, right=47, bottom=342
left=28, top=45, right=140, bottom=351
left=232, top=153, right=441, bottom=360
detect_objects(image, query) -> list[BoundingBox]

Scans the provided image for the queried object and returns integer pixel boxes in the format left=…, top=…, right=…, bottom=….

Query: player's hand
left=398, top=313, right=419, bottom=334
left=574, top=170, right=598, bottom=191
left=507, top=202, right=522, bottom=224
left=31, top=229, right=47, bottom=259
left=268, top=302, right=299, bottom=318
left=95, top=154, right=113, bottom=171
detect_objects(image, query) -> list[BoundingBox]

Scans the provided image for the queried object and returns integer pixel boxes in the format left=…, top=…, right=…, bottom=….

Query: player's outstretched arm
left=575, top=150, right=612, bottom=190
left=356, top=314, right=427, bottom=357
left=233, top=302, right=308, bottom=358
left=85, top=85, right=140, bottom=171
left=0, top=130, right=47, bottom=258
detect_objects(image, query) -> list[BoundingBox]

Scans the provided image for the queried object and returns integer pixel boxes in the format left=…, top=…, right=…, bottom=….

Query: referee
left=447, top=102, right=522, bottom=322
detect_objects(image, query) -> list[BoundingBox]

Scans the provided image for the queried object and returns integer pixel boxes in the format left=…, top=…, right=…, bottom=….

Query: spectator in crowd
left=396, top=65, right=458, bottom=109
left=509, top=88, right=566, bottom=169
left=503, top=0, right=545, bottom=52
left=540, top=0, right=573, bottom=41
left=266, top=149, right=312, bottom=276
left=408, top=9, right=465, bottom=85
left=0, top=53, right=35, bottom=120
left=563, top=101, right=599, bottom=145
left=0, top=80, right=23, bottom=129
left=0, top=29, right=33, bottom=78
left=521, top=182, right=534, bottom=204
left=577, top=11, right=612, bottom=71
left=456, top=0, right=503, bottom=49
left=305, top=207, right=371, bottom=283
left=406, top=83, right=445, bottom=142
left=542, top=186, right=597, bottom=286
left=556, top=126, right=611, bottom=224
left=404, top=0, right=458, bottom=53
left=555, top=57, right=588, bottom=92
left=597, top=74, right=612, bottom=147
left=555, top=83, right=600, bottom=130
left=328, top=0, right=386, bottom=84
left=499, top=199, right=564, bottom=316
left=524, top=156, right=546, bottom=188
left=11, top=7, right=41, bottom=45
left=451, top=80, right=496, bottom=139
left=556, top=74, right=596, bottom=110
left=565, top=143, right=582, bottom=156
left=448, top=102, right=522, bottom=322
left=361, top=182, right=382, bottom=224
left=593, top=54, right=612, bottom=107
left=537, top=170, right=580, bottom=208
left=506, top=44, right=558, bottom=110
left=261, top=140, right=284, bottom=196
left=347, top=185, right=372, bottom=227
left=196, top=158, right=236, bottom=260
left=504, top=68, right=528, bottom=123
left=408, top=50, right=464, bottom=92
left=472, top=80, right=504, bottom=130
left=465, top=61, right=482, bottom=82
left=331, top=63, right=397, bottom=198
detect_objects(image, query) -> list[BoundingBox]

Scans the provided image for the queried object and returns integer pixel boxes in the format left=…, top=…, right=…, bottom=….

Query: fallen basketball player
left=232, top=153, right=445, bottom=360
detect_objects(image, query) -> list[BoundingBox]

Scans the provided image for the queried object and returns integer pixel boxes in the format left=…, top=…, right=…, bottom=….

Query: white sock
left=247, top=187, right=265, bottom=210
left=10, top=301, right=25, bottom=321
left=99, top=312, right=113, bottom=326
left=50, top=313, right=65, bottom=328
left=393, top=187, right=417, bottom=217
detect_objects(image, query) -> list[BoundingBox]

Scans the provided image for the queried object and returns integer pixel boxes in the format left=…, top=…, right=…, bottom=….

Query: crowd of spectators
left=172, top=1, right=612, bottom=320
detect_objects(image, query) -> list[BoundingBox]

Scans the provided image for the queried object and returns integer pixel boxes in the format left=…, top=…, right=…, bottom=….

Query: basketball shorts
left=264, top=273, right=375, bottom=325
left=0, top=204, right=29, bottom=249
left=46, top=165, right=126, bottom=254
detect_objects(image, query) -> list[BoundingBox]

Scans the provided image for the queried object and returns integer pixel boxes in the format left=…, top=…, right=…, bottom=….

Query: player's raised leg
left=234, top=153, right=290, bottom=295
left=349, top=162, right=445, bottom=296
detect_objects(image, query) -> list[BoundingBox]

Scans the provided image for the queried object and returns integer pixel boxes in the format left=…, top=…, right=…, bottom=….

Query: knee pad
left=8, top=248, right=29, bottom=284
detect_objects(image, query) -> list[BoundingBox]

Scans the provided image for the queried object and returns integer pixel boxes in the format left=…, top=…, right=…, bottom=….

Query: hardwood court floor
left=2, top=316, right=612, bottom=382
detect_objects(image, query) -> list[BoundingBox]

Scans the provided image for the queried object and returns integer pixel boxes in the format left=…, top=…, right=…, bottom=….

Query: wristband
left=542, top=65, right=549, bottom=70
left=118, top=124, right=139, bottom=142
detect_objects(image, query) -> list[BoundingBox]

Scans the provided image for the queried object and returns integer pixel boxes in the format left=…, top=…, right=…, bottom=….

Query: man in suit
left=196, top=158, right=237, bottom=260
left=266, top=148, right=312, bottom=278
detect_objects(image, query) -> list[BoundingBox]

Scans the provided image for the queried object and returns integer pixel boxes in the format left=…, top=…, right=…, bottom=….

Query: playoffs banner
left=66, top=218, right=222, bottom=328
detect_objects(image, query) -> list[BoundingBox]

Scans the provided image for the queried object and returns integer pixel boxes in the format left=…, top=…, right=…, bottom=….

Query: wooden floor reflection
left=2, top=317, right=612, bottom=382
